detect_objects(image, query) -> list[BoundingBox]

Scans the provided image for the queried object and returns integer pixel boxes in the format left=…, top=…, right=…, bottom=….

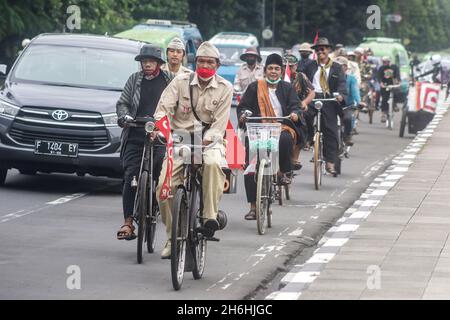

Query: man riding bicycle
left=153, top=41, right=233, bottom=259
left=303, top=37, right=347, bottom=176
left=115, top=44, right=170, bottom=240
left=378, top=56, right=400, bottom=123
left=237, top=53, right=302, bottom=221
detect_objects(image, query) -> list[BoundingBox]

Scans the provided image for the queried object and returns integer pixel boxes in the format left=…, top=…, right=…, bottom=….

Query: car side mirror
left=0, top=64, right=6, bottom=75
left=0, top=64, right=7, bottom=80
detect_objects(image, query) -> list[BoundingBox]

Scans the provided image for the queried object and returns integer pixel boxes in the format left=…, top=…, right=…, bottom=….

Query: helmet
left=135, top=44, right=165, bottom=64
left=431, top=54, right=442, bottom=65
left=382, top=56, right=391, bottom=62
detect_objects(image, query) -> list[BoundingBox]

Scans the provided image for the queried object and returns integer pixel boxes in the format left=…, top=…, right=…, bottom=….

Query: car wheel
left=0, top=168, right=7, bottom=186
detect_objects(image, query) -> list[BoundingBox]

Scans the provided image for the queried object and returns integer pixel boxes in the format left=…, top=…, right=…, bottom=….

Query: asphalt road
left=0, top=110, right=412, bottom=299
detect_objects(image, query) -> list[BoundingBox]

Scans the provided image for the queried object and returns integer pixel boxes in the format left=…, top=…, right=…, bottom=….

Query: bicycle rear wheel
left=256, top=159, right=270, bottom=235
left=277, top=184, right=284, bottom=206
left=136, top=171, right=148, bottom=264
left=171, top=187, right=189, bottom=291
left=313, top=132, right=322, bottom=190
left=191, top=184, right=207, bottom=280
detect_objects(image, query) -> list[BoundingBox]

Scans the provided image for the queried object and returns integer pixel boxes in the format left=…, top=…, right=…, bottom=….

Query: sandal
left=292, top=161, right=303, bottom=171
left=117, top=224, right=136, bottom=240
left=244, top=209, right=257, bottom=221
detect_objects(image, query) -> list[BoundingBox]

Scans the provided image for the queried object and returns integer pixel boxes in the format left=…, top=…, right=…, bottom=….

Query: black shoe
left=199, top=219, right=219, bottom=237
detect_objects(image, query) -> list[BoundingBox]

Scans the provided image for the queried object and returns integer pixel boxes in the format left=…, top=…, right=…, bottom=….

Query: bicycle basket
left=246, top=122, right=282, bottom=153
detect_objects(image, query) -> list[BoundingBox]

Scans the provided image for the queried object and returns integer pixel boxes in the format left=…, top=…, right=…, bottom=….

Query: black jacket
left=303, top=60, right=348, bottom=103
left=297, top=58, right=315, bottom=74
left=236, top=80, right=302, bottom=140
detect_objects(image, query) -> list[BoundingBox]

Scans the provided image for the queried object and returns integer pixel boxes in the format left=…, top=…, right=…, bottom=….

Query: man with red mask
left=154, top=41, right=233, bottom=259
left=115, top=44, right=170, bottom=240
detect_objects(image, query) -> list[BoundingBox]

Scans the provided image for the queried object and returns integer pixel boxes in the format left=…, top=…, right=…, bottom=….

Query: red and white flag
left=284, top=61, right=291, bottom=83
left=155, top=116, right=173, bottom=200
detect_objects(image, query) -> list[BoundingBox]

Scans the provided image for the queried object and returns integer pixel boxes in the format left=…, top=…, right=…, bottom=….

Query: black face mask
left=246, top=58, right=257, bottom=66
left=300, top=53, right=310, bottom=60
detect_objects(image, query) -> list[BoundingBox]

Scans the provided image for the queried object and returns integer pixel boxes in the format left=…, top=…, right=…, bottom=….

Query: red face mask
left=196, top=67, right=216, bottom=79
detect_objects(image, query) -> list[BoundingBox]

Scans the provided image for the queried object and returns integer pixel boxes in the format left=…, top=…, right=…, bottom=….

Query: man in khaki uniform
left=154, top=41, right=233, bottom=259
left=233, top=47, right=264, bottom=94
left=161, top=37, right=192, bottom=81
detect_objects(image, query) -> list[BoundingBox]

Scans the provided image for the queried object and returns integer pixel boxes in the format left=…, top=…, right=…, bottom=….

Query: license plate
left=34, top=140, right=78, bottom=157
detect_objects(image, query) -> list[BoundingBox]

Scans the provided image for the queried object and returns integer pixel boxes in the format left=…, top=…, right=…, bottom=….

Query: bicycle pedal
left=205, top=236, right=220, bottom=242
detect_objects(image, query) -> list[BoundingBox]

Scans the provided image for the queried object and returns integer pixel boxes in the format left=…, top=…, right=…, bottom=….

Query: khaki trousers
left=157, top=145, right=226, bottom=238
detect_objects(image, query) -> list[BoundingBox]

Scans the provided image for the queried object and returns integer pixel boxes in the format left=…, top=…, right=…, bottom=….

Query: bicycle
left=243, top=111, right=294, bottom=233
left=128, top=117, right=161, bottom=264
left=385, top=84, right=402, bottom=130
left=310, top=95, right=339, bottom=188
left=170, top=135, right=227, bottom=290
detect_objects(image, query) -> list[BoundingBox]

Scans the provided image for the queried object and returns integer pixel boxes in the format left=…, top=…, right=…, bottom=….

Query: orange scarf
left=257, top=79, right=297, bottom=141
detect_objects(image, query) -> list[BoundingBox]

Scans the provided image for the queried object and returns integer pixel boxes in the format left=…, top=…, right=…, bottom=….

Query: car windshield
left=216, top=46, right=246, bottom=66
left=11, top=44, right=139, bottom=90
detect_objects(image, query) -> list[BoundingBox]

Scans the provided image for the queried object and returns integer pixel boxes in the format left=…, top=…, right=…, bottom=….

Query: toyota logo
left=52, top=110, right=69, bottom=121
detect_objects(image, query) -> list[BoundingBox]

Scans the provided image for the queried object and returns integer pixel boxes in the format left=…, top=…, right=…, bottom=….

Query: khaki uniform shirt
left=233, top=63, right=264, bottom=93
left=154, top=73, right=233, bottom=143
left=161, top=63, right=192, bottom=81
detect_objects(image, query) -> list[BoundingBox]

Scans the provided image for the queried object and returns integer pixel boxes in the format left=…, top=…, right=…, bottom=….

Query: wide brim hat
left=311, top=37, right=333, bottom=49
left=135, top=44, right=165, bottom=64
left=240, top=47, right=262, bottom=62
left=298, top=42, right=313, bottom=53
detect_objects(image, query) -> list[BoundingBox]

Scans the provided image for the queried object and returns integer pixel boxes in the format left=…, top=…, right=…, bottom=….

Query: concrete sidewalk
left=297, top=100, right=450, bottom=299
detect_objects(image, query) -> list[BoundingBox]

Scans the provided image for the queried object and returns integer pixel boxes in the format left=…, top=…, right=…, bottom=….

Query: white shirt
left=312, top=64, right=331, bottom=93
left=268, top=88, right=283, bottom=117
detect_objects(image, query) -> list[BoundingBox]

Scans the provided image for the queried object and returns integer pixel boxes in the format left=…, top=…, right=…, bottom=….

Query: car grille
left=9, top=107, right=110, bottom=151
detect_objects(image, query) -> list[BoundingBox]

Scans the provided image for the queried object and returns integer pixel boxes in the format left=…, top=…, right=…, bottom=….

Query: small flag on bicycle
left=156, top=116, right=173, bottom=200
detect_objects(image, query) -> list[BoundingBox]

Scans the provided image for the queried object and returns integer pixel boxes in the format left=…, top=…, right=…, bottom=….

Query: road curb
left=265, top=98, right=450, bottom=300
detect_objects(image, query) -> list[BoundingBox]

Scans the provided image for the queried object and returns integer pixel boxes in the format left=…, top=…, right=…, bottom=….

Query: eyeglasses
left=315, top=47, right=327, bottom=52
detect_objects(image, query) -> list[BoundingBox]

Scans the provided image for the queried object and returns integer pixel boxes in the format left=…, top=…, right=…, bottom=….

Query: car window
left=12, top=44, right=139, bottom=90
left=216, top=46, right=246, bottom=66
left=398, top=50, right=408, bottom=67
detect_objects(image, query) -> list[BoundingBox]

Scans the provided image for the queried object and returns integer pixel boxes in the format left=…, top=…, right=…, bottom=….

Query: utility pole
left=262, top=0, right=266, bottom=47
left=272, top=0, right=276, bottom=46
left=301, top=0, right=305, bottom=40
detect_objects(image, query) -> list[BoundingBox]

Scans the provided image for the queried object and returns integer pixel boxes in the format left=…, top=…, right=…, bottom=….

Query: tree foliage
left=1, top=0, right=449, bottom=66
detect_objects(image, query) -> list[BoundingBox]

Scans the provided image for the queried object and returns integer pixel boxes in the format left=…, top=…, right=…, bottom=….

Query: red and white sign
left=415, top=82, right=440, bottom=114
left=155, top=116, right=173, bottom=200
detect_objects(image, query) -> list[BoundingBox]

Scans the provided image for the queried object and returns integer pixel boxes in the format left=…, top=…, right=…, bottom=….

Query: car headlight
left=102, top=113, right=119, bottom=127
left=0, top=99, right=20, bottom=118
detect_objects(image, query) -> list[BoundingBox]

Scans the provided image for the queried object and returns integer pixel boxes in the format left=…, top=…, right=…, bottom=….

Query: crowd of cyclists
left=114, top=35, right=412, bottom=264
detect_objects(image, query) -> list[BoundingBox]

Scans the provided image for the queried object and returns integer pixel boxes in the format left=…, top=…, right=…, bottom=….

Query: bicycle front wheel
left=191, top=184, right=207, bottom=280
left=146, top=192, right=159, bottom=253
left=136, top=171, right=149, bottom=264
left=171, top=187, right=189, bottom=291
left=313, top=132, right=322, bottom=190
left=256, top=159, right=270, bottom=235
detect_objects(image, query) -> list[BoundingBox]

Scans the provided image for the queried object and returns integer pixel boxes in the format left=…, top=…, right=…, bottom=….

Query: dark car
left=0, top=33, right=144, bottom=185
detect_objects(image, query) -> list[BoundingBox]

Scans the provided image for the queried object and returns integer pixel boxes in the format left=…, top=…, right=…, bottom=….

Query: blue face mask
left=266, top=77, right=281, bottom=85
